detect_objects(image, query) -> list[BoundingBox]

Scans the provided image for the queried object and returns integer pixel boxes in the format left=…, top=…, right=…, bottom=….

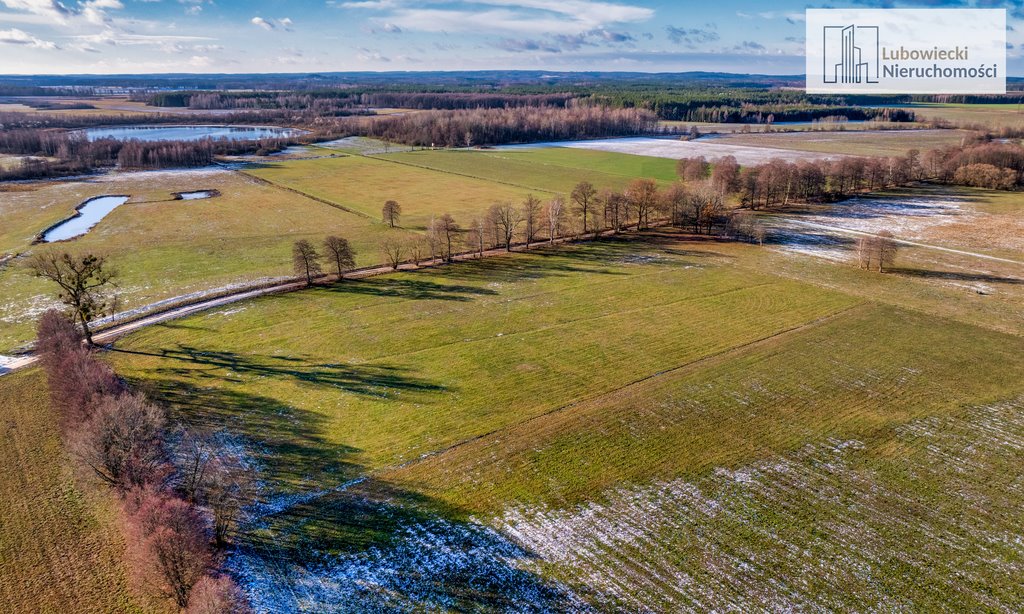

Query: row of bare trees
left=675, top=152, right=925, bottom=210
left=367, top=178, right=766, bottom=271
left=35, top=311, right=250, bottom=612
left=292, top=236, right=357, bottom=284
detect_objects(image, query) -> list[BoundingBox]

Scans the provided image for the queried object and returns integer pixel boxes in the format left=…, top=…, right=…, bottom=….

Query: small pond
left=42, top=195, right=129, bottom=242
left=82, top=125, right=302, bottom=143
left=177, top=190, right=216, bottom=200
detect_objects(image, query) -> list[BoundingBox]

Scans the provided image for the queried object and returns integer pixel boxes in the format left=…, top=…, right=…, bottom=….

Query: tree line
left=0, top=129, right=295, bottom=180
left=136, top=90, right=576, bottom=112
left=341, top=106, right=657, bottom=147
left=34, top=310, right=252, bottom=612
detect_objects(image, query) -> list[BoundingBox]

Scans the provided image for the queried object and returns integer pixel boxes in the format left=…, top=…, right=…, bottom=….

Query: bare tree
left=130, top=491, right=211, bottom=608
left=466, top=217, right=486, bottom=258
left=571, top=181, right=598, bottom=236
left=521, top=194, right=542, bottom=248
left=711, top=155, right=740, bottom=194
left=323, top=236, right=356, bottom=279
left=203, top=451, right=255, bottom=547
left=73, top=392, right=168, bottom=489
left=27, top=251, right=116, bottom=346
left=677, top=156, right=709, bottom=182
left=857, top=232, right=899, bottom=272
left=177, top=429, right=214, bottom=503
left=432, top=214, right=460, bottom=262
left=661, top=182, right=687, bottom=227
left=688, top=181, right=724, bottom=234
left=292, top=240, right=322, bottom=286
left=408, top=237, right=427, bottom=266
left=379, top=236, right=406, bottom=270
left=187, top=575, right=252, bottom=614
left=425, top=216, right=442, bottom=262
left=545, top=195, right=565, bottom=242
left=35, top=310, right=122, bottom=426
left=878, top=231, right=899, bottom=272
left=626, top=178, right=659, bottom=230
left=381, top=200, right=401, bottom=228
left=489, top=202, right=522, bottom=251
left=601, top=189, right=626, bottom=233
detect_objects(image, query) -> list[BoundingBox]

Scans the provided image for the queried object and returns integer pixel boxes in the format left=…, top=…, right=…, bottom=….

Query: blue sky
left=0, top=0, right=1021, bottom=74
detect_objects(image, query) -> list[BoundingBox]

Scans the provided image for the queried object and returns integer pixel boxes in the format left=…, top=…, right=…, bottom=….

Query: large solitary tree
left=381, top=200, right=402, bottom=227
left=27, top=251, right=116, bottom=346
left=323, top=235, right=356, bottom=279
left=292, top=240, right=322, bottom=286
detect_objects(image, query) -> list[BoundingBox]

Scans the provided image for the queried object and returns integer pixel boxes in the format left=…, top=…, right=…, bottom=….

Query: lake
left=82, top=125, right=302, bottom=143
left=42, top=195, right=129, bottom=242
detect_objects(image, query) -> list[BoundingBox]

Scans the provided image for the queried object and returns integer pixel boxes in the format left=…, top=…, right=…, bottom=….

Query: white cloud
left=251, top=16, right=293, bottom=31
left=347, top=0, right=652, bottom=35
left=0, top=26, right=58, bottom=48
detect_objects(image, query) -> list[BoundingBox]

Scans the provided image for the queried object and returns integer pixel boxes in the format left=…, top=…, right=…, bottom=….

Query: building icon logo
left=823, top=25, right=879, bottom=84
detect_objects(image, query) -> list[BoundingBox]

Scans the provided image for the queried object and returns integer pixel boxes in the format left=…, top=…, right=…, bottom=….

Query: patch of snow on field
left=499, top=137, right=848, bottom=165
left=229, top=518, right=587, bottom=613
left=493, top=398, right=1024, bottom=611
left=769, top=192, right=972, bottom=262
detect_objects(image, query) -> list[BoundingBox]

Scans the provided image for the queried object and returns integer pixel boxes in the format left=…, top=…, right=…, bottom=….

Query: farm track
left=0, top=227, right=622, bottom=377
left=784, top=218, right=1024, bottom=266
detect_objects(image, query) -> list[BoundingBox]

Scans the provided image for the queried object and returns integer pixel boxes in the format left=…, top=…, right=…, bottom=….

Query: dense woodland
left=0, top=129, right=292, bottom=180
left=344, top=106, right=657, bottom=147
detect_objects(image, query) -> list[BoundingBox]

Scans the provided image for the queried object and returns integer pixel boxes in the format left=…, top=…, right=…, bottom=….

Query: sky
left=0, top=0, right=1021, bottom=75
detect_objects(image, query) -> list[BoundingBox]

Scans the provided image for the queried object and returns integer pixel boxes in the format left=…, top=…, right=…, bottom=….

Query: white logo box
left=806, top=8, right=1006, bottom=94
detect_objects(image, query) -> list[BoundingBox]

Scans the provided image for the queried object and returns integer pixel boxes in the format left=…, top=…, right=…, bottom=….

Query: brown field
left=708, top=129, right=972, bottom=157
left=0, top=369, right=152, bottom=612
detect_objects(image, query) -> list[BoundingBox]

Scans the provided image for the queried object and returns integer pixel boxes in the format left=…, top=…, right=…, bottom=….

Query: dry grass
left=0, top=369, right=151, bottom=612
left=709, top=129, right=972, bottom=157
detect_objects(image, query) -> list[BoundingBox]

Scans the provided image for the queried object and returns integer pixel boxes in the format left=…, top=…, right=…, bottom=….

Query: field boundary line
left=364, top=153, right=560, bottom=195
left=238, top=170, right=377, bottom=220
left=379, top=301, right=869, bottom=476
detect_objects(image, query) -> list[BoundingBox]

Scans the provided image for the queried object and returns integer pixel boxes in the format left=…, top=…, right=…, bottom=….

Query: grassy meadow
left=246, top=148, right=676, bottom=231
left=0, top=168, right=416, bottom=353
left=900, top=102, right=1024, bottom=130
left=103, top=226, right=1024, bottom=609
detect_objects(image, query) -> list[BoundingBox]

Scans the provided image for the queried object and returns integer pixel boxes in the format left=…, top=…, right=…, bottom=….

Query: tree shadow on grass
left=129, top=375, right=596, bottom=609
left=235, top=476, right=601, bottom=611
left=113, top=345, right=447, bottom=399
left=887, top=267, right=1024, bottom=286
left=325, top=277, right=498, bottom=301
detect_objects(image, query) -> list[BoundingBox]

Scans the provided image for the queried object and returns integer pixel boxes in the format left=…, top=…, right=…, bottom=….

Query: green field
left=900, top=102, right=1024, bottom=130
left=0, top=370, right=151, bottom=612
left=246, top=148, right=676, bottom=231
left=0, top=168, right=415, bottom=353
left=104, top=229, right=1024, bottom=610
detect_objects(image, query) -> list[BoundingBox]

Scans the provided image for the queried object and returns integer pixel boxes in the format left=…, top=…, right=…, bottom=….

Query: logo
left=806, top=9, right=1005, bottom=95
left=823, top=25, right=879, bottom=85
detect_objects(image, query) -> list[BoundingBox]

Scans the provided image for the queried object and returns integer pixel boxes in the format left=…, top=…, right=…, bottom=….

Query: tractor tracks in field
left=370, top=302, right=869, bottom=478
